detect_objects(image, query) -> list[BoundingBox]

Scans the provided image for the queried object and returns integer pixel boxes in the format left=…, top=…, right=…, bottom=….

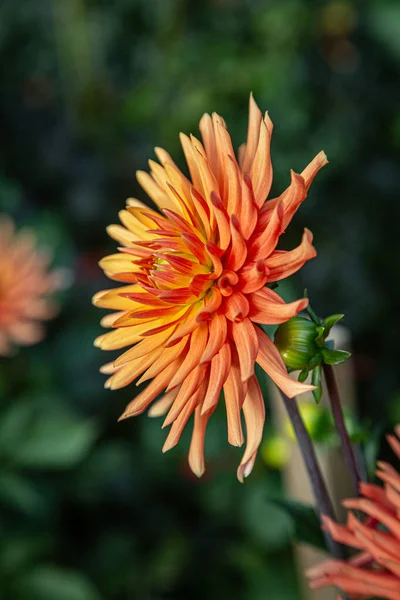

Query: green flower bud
left=274, top=317, right=322, bottom=371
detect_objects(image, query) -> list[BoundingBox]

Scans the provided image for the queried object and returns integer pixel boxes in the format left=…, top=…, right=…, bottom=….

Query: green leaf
left=16, top=566, right=103, bottom=600
left=311, top=367, right=322, bottom=403
left=323, top=314, right=344, bottom=336
left=267, top=498, right=326, bottom=550
left=321, top=348, right=351, bottom=365
left=298, top=367, right=309, bottom=383
left=14, top=414, right=99, bottom=469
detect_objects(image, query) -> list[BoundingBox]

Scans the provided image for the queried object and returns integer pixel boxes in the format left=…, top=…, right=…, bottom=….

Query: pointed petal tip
left=285, top=383, right=317, bottom=399
left=162, top=438, right=176, bottom=453
left=92, top=290, right=106, bottom=306
left=228, top=434, right=245, bottom=448
left=189, top=462, right=206, bottom=478
left=93, top=335, right=105, bottom=348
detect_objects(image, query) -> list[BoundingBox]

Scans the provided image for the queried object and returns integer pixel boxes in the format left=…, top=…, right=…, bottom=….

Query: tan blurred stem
left=279, top=391, right=347, bottom=560
left=323, top=364, right=361, bottom=496
left=280, top=391, right=349, bottom=599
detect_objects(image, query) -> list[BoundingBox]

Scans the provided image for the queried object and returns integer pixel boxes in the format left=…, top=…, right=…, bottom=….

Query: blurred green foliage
left=1, top=0, right=399, bottom=598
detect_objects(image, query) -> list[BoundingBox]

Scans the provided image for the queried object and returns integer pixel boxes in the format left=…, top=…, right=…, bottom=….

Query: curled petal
left=248, top=287, right=308, bottom=325
left=265, top=228, right=317, bottom=281
left=237, top=376, right=265, bottom=482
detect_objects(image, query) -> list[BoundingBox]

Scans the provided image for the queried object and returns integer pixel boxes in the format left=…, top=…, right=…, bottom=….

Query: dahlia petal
left=301, top=150, right=328, bottom=191
left=119, top=208, right=155, bottom=235
left=114, top=328, right=175, bottom=366
left=188, top=399, right=211, bottom=477
left=224, top=291, right=250, bottom=322
left=106, top=348, right=163, bottom=390
left=99, top=361, right=119, bottom=375
left=106, top=225, right=138, bottom=247
left=237, top=261, right=269, bottom=294
left=205, top=241, right=223, bottom=277
left=248, top=287, right=308, bottom=325
left=148, top=389, right=178, bottom=418
left=163, top=364, right=207, bottom=427
left=202, top=343, right=232, bottom=414
left=210, top=192, right=231, bottom=250
left=93, top=286, right=143, bottom=311
left=136, top=336, right=189, bottom=385
left=247, top=201, right=284, bottom=261
left=118, top=357, right=184, bottom=420
left=167, top=323, right=208, bottom=389
left=95, top=321, right=161, bottom=350
left=223, top=350, right=246, bottom=447
left=196, top=287, right=222, bottom=322
left=199, top=113, right=219, bottom=179
left=385, top=484, right=400, bottom=514
left=125, top=198, right=149, bottom=210
left=239, top=175, right=258, bottom=240
left=190, top=134, right=220, bottom=210
left=100, top=311, right=127, bottom=328
left=211, top=113, right=238, bottom=204
left=136, top=170, right=176, bottom=212
left=226, top=155, right=241, bottom=216
left=241, top=93, right=263, bottom=174
left=201, top=313, right=228, bottom=363
left=343, top=498, right=400, bottom=542
left=190, top=187, right=212, bottom=239
left=98, top=254, right=136, bottom=278
left=162, top=380, right=207, bottom=453
left=360, top=482, right=397, bottom=514
left=230, top=318, right=259, bottom=382
left=250, top=115, right=273, bottom=207
left=154, top=146, right=179, bottom=169
left=181, top=232, right=207, bottom=263
left=237, top=375, right=265, bottom=482
left=321, top=514, right=363, bottom=550
left=308, top=561, right=400, bottom=598
left=225, top=216, right=247, bottom=271
left=265, top=228, right=317, bottom=281
left=255, top=326, right=316, bottom=397
left=351, top=517, right=400, bottom=574
left=166, top=303, right=205, bottom=345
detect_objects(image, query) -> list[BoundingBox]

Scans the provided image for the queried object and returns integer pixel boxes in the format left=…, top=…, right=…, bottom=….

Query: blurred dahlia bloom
left=94, top=95, right=327, bottom=480
left=0, top=216, right=63, bottom=355
left=308, top=427, right=400, bottom=599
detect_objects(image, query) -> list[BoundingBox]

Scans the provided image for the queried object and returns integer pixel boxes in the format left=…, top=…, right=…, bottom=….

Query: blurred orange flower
left=307, top=427, right=400, bottom=599
left=0, top=216, right=63, bottom=355
left=94, top=95, right=326, bottom=480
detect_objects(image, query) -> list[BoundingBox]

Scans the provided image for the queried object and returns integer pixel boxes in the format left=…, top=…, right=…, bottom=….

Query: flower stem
left=323, top=364, right=361, bottom=496
left=279, top=390, right=347, bottom=562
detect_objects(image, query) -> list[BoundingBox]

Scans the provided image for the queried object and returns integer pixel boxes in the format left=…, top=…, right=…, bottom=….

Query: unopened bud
left=274, top=317, right=321, bottom=371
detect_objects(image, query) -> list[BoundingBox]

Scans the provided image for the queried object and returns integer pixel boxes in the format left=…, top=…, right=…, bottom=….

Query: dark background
left=1, top=1, right=399, bottom=599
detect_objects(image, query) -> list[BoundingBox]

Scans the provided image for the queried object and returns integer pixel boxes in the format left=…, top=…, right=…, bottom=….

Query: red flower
left=307, top=427, right=400, bottom=599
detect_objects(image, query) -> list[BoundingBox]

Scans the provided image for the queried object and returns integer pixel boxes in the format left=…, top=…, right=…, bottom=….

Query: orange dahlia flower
left=94, top=95, right=327, bottom=480
left=307, top=427, right=400, bottom=599
left=0, top=215, right=63, bottom=355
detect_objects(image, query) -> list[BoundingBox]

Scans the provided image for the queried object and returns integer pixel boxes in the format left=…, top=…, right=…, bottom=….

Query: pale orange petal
left=237, top=375, right=265, bottom=482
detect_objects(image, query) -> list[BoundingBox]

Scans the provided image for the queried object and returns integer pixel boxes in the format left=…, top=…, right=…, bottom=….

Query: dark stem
left=323, top=364, right=361, bottom=496
left=279, top=390, right=347, bottom=562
